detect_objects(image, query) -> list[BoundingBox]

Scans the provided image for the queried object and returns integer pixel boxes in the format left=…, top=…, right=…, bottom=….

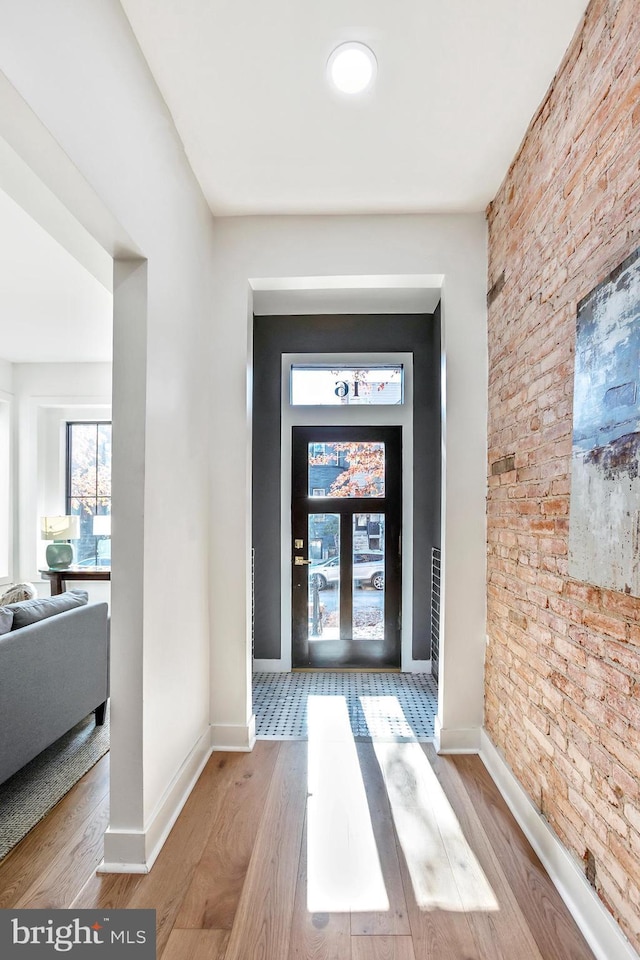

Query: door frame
left=292, top=424, right=402, bottom=668
left=280, top=351, right=414, bottom=671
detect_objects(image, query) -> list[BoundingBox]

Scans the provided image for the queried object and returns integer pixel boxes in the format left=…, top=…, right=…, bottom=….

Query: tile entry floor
left=252, top=671, right=438, bottom=741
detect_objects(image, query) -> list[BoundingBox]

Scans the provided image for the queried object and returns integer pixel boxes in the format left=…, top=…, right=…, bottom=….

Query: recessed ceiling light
left=327, top=42, right=377, bottom=95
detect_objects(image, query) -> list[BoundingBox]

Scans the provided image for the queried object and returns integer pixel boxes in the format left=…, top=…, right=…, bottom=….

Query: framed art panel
left=569, top=246, right=640, bottom=595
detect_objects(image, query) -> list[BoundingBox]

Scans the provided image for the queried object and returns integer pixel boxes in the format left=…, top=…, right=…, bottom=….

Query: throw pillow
left=0, top=582, right=37, bottom=605
left=0, top=606, right=14, bottom=636
left=8, top=589, right=89, bottom=630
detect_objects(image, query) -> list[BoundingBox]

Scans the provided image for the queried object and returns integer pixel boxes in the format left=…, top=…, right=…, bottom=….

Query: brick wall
left=486, top=0, right=640, bottom=948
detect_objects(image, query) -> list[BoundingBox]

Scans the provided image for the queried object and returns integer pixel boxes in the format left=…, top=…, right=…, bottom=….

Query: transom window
left=291, top=364, right=403, bottom=406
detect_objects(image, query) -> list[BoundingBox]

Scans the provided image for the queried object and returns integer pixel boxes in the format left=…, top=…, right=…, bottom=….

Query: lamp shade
left=40, top=515, right=80, bottom=541
left=92, top=515, right=111, bottom=537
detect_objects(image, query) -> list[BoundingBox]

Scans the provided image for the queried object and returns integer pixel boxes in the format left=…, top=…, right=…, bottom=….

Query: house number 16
left=334, top=380, right=361, bottom=398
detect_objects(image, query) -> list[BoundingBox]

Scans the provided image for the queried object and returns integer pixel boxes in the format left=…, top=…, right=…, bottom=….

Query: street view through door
left=292, top=425, right=401, bottom=668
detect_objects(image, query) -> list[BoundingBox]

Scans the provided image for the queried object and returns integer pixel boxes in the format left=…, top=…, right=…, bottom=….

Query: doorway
left=252, top=313, right=441, bottom=672
left=292, top=425, right=401, bottom=668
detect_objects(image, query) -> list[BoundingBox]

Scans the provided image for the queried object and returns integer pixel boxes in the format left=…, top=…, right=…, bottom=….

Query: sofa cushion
left=8, top=590, right=89, bottom=630
left=0, top=606, right=13, bottom=635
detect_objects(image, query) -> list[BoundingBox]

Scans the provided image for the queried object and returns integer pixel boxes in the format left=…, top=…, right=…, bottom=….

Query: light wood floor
left=0, top=740, right=596, bottom=960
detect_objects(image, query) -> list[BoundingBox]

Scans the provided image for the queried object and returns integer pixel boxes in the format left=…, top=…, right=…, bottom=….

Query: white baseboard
left=402, top=657, right=432, bottom=674
left=97, top=859, right=149, bottom=875
left=101, top=725, right=213, bottom=874
left=480, top=730, right=639, bottom=960
left=99, top=832, right=148, bottom=874
left=254, top=660, right=433, bottom=675
left=434, top=715, right=482, bottom=753
left=211, top=715, right=256, bottom=752
left=253, top=659, right=289, bottom=672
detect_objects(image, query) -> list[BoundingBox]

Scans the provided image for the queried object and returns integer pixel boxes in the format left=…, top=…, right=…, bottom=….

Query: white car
left=309, top=552, right=385, bottom=590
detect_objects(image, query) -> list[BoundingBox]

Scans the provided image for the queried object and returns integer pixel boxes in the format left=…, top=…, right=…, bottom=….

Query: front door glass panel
left=308, top=514, right=340, bottom=642
left=352, top=514, right=385, bottom=641
left=308, top=442, right=385, bottom=498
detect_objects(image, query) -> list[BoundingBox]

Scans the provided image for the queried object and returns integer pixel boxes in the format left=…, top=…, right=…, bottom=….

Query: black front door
left=292, top=426, right=402, bottom=668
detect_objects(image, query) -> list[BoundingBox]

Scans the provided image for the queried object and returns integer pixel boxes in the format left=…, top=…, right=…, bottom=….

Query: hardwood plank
left=304, top=698, right=389, bottom=916
left=352, top=936, right=415, bottom=960
left=126, top=748, right=278, bottom=958
left=174, top=739, right=280, bottom=929
left=0, top=753, right=109, bottom=908
left=453, top=754, right=596, bottom=960
left=423, top=744, right=545, bottom=960
left=160, top=929, right=229, bottom=960
left=287, top=818, right=351, bottom=960
left=72, top=872, right=145, bottom=910
left=74, top=747, right=278, bottom=958
left=224, top=741, right=307, bottom=960
left=375, top=740, right=485, bottom=960
left=398, top=869, right=482, bottom=960
left=351, top=742, right=410, bottom=935
left=368, top=739, right=490, bottom=913
left=15, top=795, right=110, bottom=908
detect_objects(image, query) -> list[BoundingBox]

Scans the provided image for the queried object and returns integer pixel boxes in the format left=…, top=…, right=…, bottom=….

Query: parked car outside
left=76, top=539, right=111, bottom=567
left=309, top=552, right=384, bottom=590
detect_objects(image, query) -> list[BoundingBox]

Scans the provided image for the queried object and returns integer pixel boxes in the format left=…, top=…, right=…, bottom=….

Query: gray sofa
left=0, top=593, right=109, bottom=785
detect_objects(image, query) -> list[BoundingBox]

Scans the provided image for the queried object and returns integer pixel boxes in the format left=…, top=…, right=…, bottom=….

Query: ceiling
left=0, top=0, right=589, bottom=364
left=121, top=0, right=589, bottom=216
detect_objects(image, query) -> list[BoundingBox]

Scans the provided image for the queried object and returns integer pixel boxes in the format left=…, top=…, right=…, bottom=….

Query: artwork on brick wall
left=569, top=245, right=640, bottom=595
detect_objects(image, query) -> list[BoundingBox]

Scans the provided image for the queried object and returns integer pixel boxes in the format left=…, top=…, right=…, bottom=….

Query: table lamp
left=92, top=514, right=111, bottom=537
left=41, top=515, right=80, bottom=570
left=92, top=514, right=111, bottom=566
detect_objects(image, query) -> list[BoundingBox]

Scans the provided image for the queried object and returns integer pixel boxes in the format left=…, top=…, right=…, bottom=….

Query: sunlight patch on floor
left=307, top=695, right=389, bottom=913
left=361, top=696, right=499, bottom=914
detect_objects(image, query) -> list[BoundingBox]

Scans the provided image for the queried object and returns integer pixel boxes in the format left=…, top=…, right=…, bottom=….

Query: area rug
left=0, top=708, right=109, bottom=861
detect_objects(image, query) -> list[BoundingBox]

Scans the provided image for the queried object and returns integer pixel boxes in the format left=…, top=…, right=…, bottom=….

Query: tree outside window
left=66, top=422, right=111, bottom=565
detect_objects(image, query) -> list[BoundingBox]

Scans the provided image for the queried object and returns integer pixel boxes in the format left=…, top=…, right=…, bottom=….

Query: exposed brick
left=582, top=609, right=628, bottom=642
left=601, top=589, right=640, bottom=621
left=508, top=608, right=528, bottom=631
left=542, top=497, right=569, bottom=516
left=563, top=580, right=602, bottom=607
left=485, top=0, right=640, bottom=948
left=491, top=454, right=516, bottom=476
left=625, top=803, right=640, bottom=836
left=608, top=639, right=640, bottom=673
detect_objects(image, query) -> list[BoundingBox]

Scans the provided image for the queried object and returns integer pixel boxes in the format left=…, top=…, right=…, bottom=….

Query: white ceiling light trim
left=326, top=41, right=377, bottom=95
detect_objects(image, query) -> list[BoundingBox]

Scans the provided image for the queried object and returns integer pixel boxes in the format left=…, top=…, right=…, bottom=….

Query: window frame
left=65, top=420, right=112, bottom=566
left=0, top=392, right=12, bottom=583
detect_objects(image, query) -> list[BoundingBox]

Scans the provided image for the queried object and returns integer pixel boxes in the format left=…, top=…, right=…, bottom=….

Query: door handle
left=294, top=557, right=312, bottom=565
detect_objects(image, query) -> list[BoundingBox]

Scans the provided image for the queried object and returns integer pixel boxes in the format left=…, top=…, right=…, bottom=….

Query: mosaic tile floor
left=252, top=671, right=438, bottom=741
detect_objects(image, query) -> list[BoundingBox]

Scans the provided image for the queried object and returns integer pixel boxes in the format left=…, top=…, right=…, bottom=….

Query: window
left=291, top=365, right=403, bottom=405
left=66, top=422, right=111, bottom=566
left=0, top=397, right=10, bottom=580
left=308, top=441, right=385, bottom=498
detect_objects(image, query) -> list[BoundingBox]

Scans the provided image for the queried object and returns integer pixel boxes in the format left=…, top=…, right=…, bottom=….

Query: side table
left=39, top=567, right=111, bottom=596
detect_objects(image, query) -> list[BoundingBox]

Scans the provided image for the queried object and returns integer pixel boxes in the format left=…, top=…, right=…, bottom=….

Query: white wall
left=208, top=214, right=488, bottom=753
left=0, top=0, right=216, bottom=868
left=0, top=357, right=12, bottom=394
